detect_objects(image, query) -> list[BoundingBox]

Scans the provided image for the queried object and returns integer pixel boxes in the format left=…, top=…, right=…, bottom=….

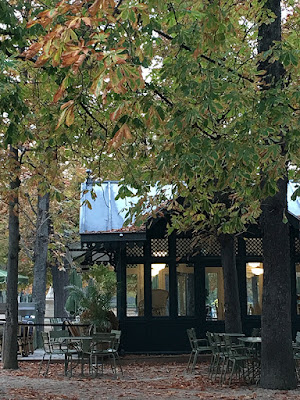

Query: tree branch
left=79, top=102, right=108, bottom=133
left=154, top=29, right=254, bottom=84
left=24, top=192, right=37, bottom=216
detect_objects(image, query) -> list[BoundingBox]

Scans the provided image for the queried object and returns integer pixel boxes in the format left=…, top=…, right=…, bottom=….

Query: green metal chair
left=206, top=332, right=221, bottom=379
left=221, top=335, right=254, bottom=385
left=186, top=328, right=211, bottom=373
left=39, top=331, right=79, bottom=377
left=85, top=332, right=122, bottom=377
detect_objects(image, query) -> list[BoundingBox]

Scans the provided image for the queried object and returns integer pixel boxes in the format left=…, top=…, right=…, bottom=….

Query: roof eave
left=80, top=231, right=146, bottom=243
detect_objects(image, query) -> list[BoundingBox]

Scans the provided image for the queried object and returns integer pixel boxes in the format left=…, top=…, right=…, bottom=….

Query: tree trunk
left=258, top=0, right=297, bottom=389
left=260, top=179, right=296, bottom=388
left=32, top=192, right=50, bottom=346
left=218, top=233, right=242, bottom=333
left=3, top=146, right=20, bottom=369
left=51, top=261, right=69, bottom=319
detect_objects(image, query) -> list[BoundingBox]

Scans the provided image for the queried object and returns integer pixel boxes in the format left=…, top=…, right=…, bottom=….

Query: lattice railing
left=176, top=238, right=193, bottom=258
left=295, top=238, right=300, bottom=256
left=126, top=242, right=144, bottom=257
left=151, top=238, right=169, bottom=257
left=245, top=238, right=263, bottom=256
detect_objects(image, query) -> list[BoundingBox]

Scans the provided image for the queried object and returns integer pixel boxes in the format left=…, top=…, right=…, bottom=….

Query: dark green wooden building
left=76, top=180, right=300, bottom=353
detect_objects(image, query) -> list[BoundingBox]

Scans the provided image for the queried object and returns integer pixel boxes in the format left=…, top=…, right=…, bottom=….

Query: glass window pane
left=246, top=262, right=264, bottom=315
left=296, top=263, right=300, bottom=315
left=126, top=264, right=144, bottom=317
left=151, top=264, right=169, bottom=316
left=205, top=267, right=224, bottom=320
left=177, top=264, right=195, bottom=316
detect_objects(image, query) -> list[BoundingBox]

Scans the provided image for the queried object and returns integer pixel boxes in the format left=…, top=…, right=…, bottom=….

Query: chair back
left=41, top=331, right=52, bottom=353
left=206, top=332, right=217, bottom=353
left=111, top=330, right=121, bottom=351
left=91, top=332, right=116, bottom=352
left=65, top=320, right=81, bottom=337
left=152, top=289, right=169, bottom=316
left=49, top=330, right=69, bottom=340
left=50, top=318, right=63, bottom=331
left=187, top=328, right=197, bottom=351
left=251, top=328, right=261, bottom=337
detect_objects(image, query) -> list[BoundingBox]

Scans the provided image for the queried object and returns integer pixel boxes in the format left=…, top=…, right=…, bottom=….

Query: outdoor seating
left=83, top=332, right=122, bottom=377
left=17, top=324, right=29, bottom=357
left=186, top=328, right=211, bottom=373
left=221, top=335, right=254, bottom=385
left=27, top=323, right=35, bottom=354
left=206, top=331, right=221, bottom=379
left=39, top=331, right=80, bottom=377
left=64, top=320, right=81, bottom=337
left=50, top=317, right=64, bottom=331
left=49, top=329, right=70, bottom=350
left=138, top=289, right=169, bottom=316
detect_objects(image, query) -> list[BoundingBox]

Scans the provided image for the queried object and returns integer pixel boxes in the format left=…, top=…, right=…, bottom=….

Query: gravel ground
left=0, top=361, right=300, bottom=400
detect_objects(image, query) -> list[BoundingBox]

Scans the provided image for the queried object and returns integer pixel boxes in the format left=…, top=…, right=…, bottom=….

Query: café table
left=219, top=332, right=245, bottom=346
left=219, top=333, right=245, bottom=337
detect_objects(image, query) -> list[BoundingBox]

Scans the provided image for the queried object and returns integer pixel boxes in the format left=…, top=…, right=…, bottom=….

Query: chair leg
left=191, top=350, right=198, bottom=373
left=38, top=354, right=46, bottom=376
left=45, top=354, right=52, bottom=376
left=186, top=350, right=194, bottom=372
left=115, top=352, right=123, bottom=376
left=228, top=359, right=236, bottom=385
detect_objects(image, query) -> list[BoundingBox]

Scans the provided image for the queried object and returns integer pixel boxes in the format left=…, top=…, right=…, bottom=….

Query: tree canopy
left=23, top=0, right=300, bottom=234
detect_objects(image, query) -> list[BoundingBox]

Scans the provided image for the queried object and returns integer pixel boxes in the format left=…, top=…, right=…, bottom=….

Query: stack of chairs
left=206, top=332, right=256, bottom=385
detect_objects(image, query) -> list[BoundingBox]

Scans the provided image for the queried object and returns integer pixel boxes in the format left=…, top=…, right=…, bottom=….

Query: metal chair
left=221, top=335, right=254, bottom=385
left=86, top=332, right=122, bottom=377
left=39, top=331, right=79, bottom=377
left=186, top=328, right=211, bottom=373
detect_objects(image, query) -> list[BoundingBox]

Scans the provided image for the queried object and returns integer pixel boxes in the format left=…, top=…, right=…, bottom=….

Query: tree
left=25, top=0, right=300, bottom=388
left=2, top=146, right=20, bottom=369
left=258, top=0, right=297, bottom=389
left=0, top=0, right=88, bottom=367
left=32, top=192, right=50, bottom=346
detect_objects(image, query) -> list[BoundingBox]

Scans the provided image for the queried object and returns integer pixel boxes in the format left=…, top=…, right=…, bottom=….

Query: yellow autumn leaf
left=65, top=105, right=75, bottom=127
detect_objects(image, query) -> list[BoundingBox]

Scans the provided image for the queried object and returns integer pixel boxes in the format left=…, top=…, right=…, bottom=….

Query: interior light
left=151, top=264, right=166, bottom=277
left=251, top=267, right=264, bottom=276
left=248, top=262, right=264, bottom=276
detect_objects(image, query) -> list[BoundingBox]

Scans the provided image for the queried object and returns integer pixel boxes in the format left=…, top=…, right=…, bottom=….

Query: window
left=151, top=264, right=169, bottom=316
left=177, top=264, right=195, bottom=316
left=296, top=263, right=300, bottom=315
left=205, top=267, right=224, bottom=320
left=246, top=262, right=264, bottom=315
left=126, top=264, right=144, bottom=317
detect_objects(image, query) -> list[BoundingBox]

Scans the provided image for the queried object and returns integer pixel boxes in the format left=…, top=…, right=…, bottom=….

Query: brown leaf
left=61, top=50, right=81, bottom=67
left=89, top=0, right=101, bottom=17
left=22, top=42, right=42, bottom=59
left=68, top=16, right=81, bottom=29
left=61, top=100, right=74, bottom=110
left=123, top=123, right=132, bottom=139
left=82, top=17, right=92, bottom=26
left=72, top=53, right=86, bottom=74
left=53, top=84, right=65, bottom=103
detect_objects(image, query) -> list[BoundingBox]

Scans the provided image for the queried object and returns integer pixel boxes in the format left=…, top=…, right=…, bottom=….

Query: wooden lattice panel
left=151, top=238, right=169, bottom=257
left=235, top=238, right=238, bottom=255
left=295, top=238, right=300, bottom=256
left=126, top=242, right=144, bottom=257
left=176, top=238, right=193, bottom=258
left=200, top=236, right=221, bottom=256
left=245, top=238, right=263, bottom=256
